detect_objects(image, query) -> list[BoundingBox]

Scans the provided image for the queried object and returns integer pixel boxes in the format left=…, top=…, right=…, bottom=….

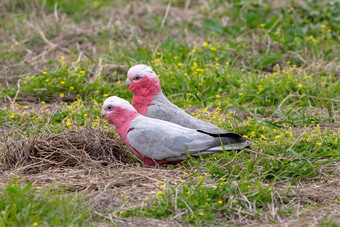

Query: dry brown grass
left=1, top=126, right=135, bottom=173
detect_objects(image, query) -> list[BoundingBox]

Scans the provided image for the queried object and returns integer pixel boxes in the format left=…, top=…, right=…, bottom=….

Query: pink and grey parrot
left=102, top=96, right=249, bottom=166
left=126, top=64, right=250, bottom=145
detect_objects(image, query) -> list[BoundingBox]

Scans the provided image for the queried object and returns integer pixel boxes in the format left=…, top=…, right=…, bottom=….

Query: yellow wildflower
left=178, top=63, right=182, bottom=66
left=60, top=93, right=64, bottom=97
left=203, top=42, right=208, bottom=47
left=243, top=135, right=248, bottom=138
left=321, top=24, right=326, bottom=28
left=216, top=94, right=221, bottom=98
left=316, top=142, right=321, bottom=146
left=298, top=84, right=303, bottom=88
left=70, top=86, right=74, bottom=90
left=210, top=47, right=217, bottom=51
left=173, top=56, right=178, bottom=59
left=218, top=201, right=223, bottom=204
left=260, top=24, right=265, bottom=27
left=41, top=101, right=45, bottom=105
left=68, top=105, right=73, bottom=110
left=261, top=134, right=267, bottom=140
left=238, top=93, right=243, bottom=96
left=103, top=94, right=109, bottom=97
left=79, top=70, right=85, bottom=74
left=275, top=135, right=281, bottom=139
left=10, top=114, right=14, bottom=118
left=286, top=61, right=290, bottom=65
left=43, top=71, right=47, bottom=75
left=24, top=106, right=28, bottom=109
left=199, top=212, right=204, bottom=216
left=258, top=85, right=263, bottom=91
left=157, top=191, right=162, bottom=195
left=327, top=29, right=332, bottom=33
left=60, top=81, right=65, bottom=85
left=83, top=113, right=88, bottom=118
left=33, top=222, right=39, bottom=226
left=198, top=175, right=203, bottom=180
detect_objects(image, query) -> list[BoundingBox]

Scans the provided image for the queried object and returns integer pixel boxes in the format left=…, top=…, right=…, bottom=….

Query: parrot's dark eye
left=134, top=75, right=142, bottom=81
left=107, top=105, right=114, bottom=111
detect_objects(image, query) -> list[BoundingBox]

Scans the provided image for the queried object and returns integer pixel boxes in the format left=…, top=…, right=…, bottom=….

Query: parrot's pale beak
left=101, top=109, right=106, bottom=117
left=126, top=78, right=131, bottom=87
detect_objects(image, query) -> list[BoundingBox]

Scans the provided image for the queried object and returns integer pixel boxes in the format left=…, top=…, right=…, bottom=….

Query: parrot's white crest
left=127, top=64, right=158, bottom=79
left=103, top=96, right=135, bottom=111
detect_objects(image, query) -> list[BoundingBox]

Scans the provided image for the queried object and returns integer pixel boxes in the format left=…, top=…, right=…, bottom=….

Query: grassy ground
left=0, top=0, right=339, bottom=226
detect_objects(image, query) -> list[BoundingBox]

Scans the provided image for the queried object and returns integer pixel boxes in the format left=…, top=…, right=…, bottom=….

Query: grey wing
left=127, top=116, right=216, bottom=161
left=147, top=93, right=227, bottom=134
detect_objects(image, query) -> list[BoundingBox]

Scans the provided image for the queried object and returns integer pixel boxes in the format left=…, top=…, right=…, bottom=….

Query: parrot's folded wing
left=127, top=116, right=248, bottom=161
left=147, top=93, right=229, bottom=134
left=127, top=116, right=223, bottom=161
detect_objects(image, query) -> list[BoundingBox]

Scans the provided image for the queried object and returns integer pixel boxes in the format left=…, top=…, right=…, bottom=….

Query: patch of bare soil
left=0, top=164, right=186, bottom=226
left=266, top=177, right=340, bottom=226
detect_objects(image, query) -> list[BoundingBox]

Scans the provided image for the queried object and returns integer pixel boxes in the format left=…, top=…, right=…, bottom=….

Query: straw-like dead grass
left=1, top=126, right=135, bottom=173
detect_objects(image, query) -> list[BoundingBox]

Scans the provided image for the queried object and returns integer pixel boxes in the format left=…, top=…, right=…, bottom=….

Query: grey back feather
left=147, top=93, right=227, bottom=134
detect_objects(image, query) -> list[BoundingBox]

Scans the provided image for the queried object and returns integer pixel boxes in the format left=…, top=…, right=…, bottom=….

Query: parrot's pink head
left=102, top=96, right=139, bottom=128
left=126, top=64, right=162, bottom=96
